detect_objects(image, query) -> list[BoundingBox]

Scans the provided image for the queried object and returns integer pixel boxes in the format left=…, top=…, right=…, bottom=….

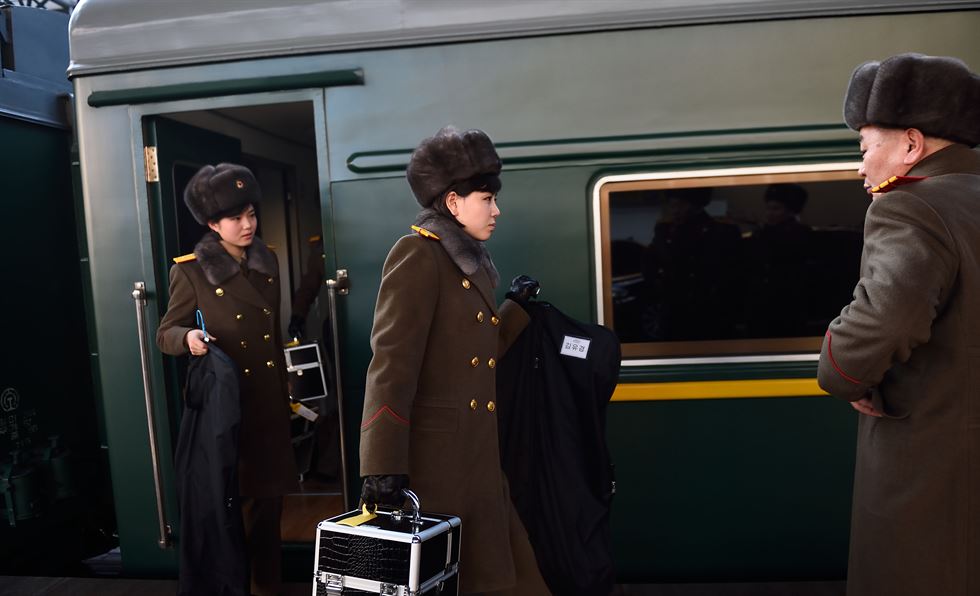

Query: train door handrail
left=132, top=281, right=173, bottom=549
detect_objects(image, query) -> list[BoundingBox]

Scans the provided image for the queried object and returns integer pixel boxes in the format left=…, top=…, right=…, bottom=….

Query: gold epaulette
left=267, top=243, right=277, bottom=251
left=869, top=175, right=928, bottom=194
left=411, top=225, right=440, bottom=240
left=308, top=234, right=322, bottom=244
left=173, top=253, right=197, bottom=264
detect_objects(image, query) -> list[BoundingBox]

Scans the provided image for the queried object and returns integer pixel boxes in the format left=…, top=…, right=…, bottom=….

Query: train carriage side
left=0, top=4, right=115, bottom=576
left=68, top=0, right=980, bottom=582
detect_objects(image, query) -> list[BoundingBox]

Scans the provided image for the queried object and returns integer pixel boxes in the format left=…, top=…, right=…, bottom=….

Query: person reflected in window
left=641, top=187, right=741, bottom=341
left=745, top=183, right=812, bottom=337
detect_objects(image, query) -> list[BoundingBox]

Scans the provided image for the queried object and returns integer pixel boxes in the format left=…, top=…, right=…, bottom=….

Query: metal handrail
left=325, top=269, right=351, bottom=507
left=132, top=281, right=172, bottom=548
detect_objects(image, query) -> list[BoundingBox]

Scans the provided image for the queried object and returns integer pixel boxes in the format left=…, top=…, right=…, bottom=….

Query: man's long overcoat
left=817, top=144, right=980, bottom=596
left=158, top=233, right=298, bottom=498
left=359, top=232, right=530, bottom=594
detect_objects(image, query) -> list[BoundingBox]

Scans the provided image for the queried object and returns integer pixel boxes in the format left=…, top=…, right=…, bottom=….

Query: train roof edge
left=67, top=0, right=980, bottom=78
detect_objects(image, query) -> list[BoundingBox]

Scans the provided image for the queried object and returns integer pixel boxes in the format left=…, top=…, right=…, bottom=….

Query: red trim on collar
left=361, top=405, right=409, bottom=428
left=825, top=330, right=862, bottom=385
left=868, top=175, right=927, bottom=194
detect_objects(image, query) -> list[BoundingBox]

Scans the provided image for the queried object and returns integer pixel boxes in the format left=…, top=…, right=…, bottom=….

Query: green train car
left=66, top=0, right=980, bottom=583
left=0, top=3, right=115, bottom=575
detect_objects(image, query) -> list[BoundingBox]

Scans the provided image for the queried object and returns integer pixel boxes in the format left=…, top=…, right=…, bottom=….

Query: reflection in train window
left=597, top=166, right=869, bottom=358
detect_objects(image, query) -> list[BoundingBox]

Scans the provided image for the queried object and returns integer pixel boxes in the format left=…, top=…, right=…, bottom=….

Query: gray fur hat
left=184, top=163, right=261, bottom=225
left=406, top=126, right=502, bottom=208
left=844, top=53, right=980, bottom=147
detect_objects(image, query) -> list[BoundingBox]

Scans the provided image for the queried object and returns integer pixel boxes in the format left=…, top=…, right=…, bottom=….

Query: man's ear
left=903, top=128, right=927, bottom=165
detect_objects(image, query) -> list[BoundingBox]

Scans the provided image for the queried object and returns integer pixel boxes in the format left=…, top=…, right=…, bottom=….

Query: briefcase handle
left=395, top=488, right=422, bottom=529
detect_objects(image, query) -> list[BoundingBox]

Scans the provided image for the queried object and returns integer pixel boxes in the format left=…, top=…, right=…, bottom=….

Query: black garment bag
left=497, top=301, right=621, bottom=596
left=175, top=344, right=248, bottom=596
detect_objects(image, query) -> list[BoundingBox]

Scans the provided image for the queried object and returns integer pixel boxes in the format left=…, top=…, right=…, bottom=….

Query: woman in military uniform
left=157, top=163, right=298, bottom=596
left=358, top=127, right=549, bottom=595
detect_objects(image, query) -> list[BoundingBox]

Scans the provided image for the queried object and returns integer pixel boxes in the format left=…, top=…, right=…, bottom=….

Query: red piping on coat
left=361, top=405, right=410, bottom=428
left=825, top=330, right=862, bottom=385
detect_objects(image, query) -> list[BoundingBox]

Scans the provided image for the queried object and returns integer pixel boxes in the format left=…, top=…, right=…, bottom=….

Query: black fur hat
left=406, top=127, right=502, bottom=208
left=844, top=53, right=980, bottom=147
left=184, top=163, right=261, bottom=225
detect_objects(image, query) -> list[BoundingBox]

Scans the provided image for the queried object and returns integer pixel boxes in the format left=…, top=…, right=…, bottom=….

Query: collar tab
left=869, top=175, right=928, bottom=194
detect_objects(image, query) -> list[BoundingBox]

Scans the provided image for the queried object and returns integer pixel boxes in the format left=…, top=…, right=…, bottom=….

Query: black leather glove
left=506, top=274, right=540, bottom=308
left=360, top=474, right=409, bottom=507
left=287, top=314, right=305, bottom=341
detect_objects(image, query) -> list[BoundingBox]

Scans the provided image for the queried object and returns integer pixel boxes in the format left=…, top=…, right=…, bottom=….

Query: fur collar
left=413, top=209, right=499, bottom=288
left=193, top=231, right=277, bottom=286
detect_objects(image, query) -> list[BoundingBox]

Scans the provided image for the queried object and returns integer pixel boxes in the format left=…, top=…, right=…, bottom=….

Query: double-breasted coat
left=359, top=231, right=532, bottom=594
left=817, top=144, right=980, bottom=596
left=158, top=232, right=298, bottom=498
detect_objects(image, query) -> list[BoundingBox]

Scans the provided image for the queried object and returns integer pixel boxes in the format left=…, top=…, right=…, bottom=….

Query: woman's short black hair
left=432, top=173, right=502, bottom=225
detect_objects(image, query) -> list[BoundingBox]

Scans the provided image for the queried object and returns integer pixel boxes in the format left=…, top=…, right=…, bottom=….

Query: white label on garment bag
left=560, top=335, right=591, bottom=359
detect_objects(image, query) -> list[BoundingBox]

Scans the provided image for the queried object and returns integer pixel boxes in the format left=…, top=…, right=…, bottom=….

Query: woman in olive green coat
left=359, top=128, right=549, bottom=595
left=157, top=163, right=297, bottom=596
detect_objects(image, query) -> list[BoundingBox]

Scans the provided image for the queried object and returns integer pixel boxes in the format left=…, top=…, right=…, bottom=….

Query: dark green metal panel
left=607, top=397, right=856, bottom=581
left=0, top=116, right=114, bottom=572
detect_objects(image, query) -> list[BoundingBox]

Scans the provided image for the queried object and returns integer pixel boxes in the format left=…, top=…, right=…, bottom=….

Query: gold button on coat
left=462, top=279, right=471, bottom=289
left=263, top=308, right=272, bottom=316
left=470, top=399, right=478, bottom=410
left=243, top=368, right=251, bottom=376
left=236, top=313, right=244, bottom=321
left=267, top=277, right=274, bottom=284
left=215, top=288, right=224, bottom=296
left=487, top=401, right=496, bottom=412
left=263, top=334, right=271, bottom=342
left=488, top=358, right=496, bottom=369
left=476, top=311, right=485, bottom=323
left=470, top=357, right=479, bottom=367
left=491, top=316, right=500, bottom=326
left=240, top=340, right=248, bottom=349
left=266, top=360, right=275, bottom=368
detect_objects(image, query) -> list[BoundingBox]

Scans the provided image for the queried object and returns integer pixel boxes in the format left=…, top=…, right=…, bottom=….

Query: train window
left=595, top=165, right=868, bottom=358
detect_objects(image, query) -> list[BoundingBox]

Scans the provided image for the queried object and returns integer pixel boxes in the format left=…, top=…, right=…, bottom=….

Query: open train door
left=126, top=104, right=348, bottom=576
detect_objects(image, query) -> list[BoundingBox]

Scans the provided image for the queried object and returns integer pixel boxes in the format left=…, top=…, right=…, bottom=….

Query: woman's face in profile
left=448, top=191, right=500, bottom=241
left=208, top=204, right=257, bottom=248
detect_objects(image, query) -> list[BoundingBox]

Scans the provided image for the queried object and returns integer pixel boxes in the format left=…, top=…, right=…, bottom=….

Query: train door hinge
left=144, top=146, right=159, bottom=183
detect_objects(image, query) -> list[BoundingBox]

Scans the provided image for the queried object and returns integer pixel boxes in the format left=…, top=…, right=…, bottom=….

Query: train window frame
left=591, top=162, right=863, bottom=364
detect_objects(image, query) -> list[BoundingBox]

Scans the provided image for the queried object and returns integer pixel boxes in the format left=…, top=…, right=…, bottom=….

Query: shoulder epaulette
left=308, top=234, right=322, bottom=244
left=266, top=243, right=277, bottom=251
left=173, top=253, right=197, bottom=264
left=869, top=175, right=928, bottom=194
left=411, top=225, right=441, bottom=240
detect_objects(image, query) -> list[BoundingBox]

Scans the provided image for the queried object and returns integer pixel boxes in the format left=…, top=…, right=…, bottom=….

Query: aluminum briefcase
left=312, top=490, right=460, bottom=595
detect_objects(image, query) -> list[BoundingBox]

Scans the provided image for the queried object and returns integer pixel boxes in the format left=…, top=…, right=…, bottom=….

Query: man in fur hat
left=817, top=53, right=980, bottom=596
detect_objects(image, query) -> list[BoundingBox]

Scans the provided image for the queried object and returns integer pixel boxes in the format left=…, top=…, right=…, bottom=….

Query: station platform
left=0, top=576, right=845, bottom=595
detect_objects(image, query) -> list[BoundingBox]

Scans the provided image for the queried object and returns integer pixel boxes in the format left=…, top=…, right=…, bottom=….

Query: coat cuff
left=359, top=408, right=411, bottom=476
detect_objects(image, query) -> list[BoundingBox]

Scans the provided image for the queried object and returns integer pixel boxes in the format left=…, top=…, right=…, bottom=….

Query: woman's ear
left=207, top=221, right=220, bottom=233
left=445, top=191, right=459, bottom=217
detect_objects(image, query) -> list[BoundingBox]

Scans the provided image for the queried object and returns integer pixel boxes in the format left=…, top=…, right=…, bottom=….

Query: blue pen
left=195, top=309, right=209, bottom=343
